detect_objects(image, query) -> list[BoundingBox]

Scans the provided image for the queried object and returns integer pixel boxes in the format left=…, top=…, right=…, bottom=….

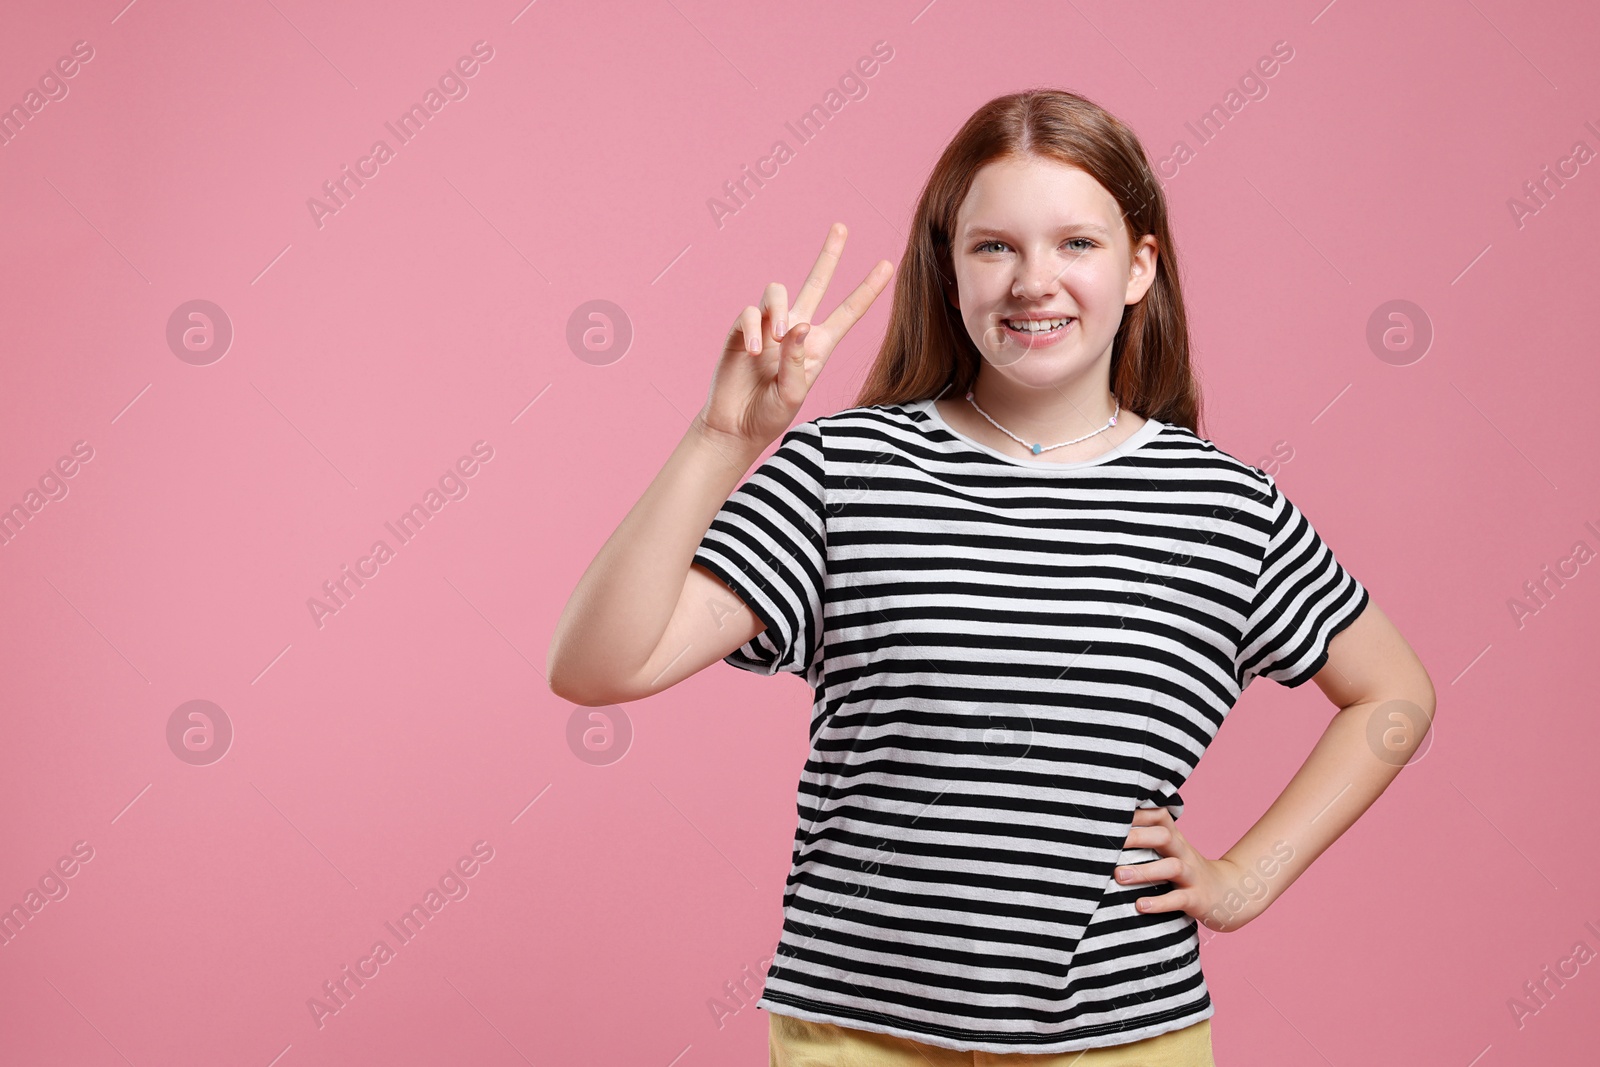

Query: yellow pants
left=769, top=1011, right=1215, bottom=1066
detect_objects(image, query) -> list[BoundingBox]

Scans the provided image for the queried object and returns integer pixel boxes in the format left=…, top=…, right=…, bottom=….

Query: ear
left=1126, top=235, right=1160, bottom=305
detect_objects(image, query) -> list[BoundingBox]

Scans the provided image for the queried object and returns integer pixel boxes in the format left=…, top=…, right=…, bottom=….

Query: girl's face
left=946, top=155, right=1158, bottom=391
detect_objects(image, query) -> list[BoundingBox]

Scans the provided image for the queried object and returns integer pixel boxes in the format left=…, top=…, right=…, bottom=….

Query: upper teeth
left=1006, top=317, right=1071, bottom=331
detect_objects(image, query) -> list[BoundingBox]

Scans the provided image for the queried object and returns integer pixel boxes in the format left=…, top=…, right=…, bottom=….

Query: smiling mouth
left=999, top=317, right=1076, bottom=345
left=1002, top=316, right=1075, bottom=332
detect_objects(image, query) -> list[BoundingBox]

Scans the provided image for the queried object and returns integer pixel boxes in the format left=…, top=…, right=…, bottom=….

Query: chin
left=989, top=356, right=1095, bottom=386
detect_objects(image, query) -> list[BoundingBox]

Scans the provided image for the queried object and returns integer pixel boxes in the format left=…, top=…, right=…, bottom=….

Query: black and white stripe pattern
left=691, top=399, right=1369, bottom=1054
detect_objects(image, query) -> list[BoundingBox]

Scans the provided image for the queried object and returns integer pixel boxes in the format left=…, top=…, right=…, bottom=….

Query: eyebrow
left=964, top=223, right=1113, bottom=240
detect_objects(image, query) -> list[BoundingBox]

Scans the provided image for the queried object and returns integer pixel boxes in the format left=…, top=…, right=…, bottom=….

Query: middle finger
left=790, top=222, right=849, bottom=325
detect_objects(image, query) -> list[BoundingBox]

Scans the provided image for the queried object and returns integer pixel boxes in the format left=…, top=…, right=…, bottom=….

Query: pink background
left=2, top=0, right=1596, bottom=1063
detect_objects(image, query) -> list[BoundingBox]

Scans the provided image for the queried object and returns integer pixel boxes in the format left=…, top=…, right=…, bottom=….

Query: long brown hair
left=851, top=88, right=1204, bottom=437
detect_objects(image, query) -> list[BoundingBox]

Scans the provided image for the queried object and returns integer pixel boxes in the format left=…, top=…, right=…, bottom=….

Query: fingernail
left=776, top=318, right=786, bottom=337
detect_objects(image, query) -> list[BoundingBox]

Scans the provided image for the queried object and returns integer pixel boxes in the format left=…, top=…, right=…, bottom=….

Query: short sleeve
left=691, top=420, right=827, bottom=678
left=1235, top=475, right=1370, bottom=689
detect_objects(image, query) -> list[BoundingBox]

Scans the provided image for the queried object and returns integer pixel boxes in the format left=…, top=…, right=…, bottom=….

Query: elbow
left=552, top=682, right=635, bottom=708
left=1413, top=662, right=1438, bottom=719
left=546, top=666, right=582, bottom=705
left=546, top=627, right=650, bottom=706
left=545, top=639, right=590, bottom=705
left=547, top=652, right=600, bottom=706
left=548, top=669, right=604, bottom=707
left=547, top=658, right=633, bottom=707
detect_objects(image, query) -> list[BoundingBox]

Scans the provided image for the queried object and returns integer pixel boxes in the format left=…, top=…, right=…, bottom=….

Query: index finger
left=790, top=222, right=850, bottom=324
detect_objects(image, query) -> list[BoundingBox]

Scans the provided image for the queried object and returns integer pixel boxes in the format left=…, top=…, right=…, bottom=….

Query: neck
left=967, top=378, right=1120, bottom=441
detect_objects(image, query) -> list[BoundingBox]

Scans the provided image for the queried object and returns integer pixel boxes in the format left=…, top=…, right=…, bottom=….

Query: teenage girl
left=549, top=89, right=1435, bottom=1066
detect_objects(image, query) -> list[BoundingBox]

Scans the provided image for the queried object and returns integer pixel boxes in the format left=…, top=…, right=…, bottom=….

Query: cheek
left=1067, top=271, right=1123, bottom=316
left=958, top=265, right=1006, bottom=303
left=963, top=310, right=995, bottom=345
left=953, top=274, right=1002, bottom=320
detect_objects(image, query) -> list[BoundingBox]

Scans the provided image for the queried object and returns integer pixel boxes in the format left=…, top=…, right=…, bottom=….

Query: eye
left=973, top=238, right=1096, bottom=254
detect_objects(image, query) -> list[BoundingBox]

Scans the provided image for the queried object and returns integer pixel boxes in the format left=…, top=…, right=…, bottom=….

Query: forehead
left=957, top=156, right=1123, bottom=237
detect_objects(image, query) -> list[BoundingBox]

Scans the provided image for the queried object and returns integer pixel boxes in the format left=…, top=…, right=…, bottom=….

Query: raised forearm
left=547, top=416, right=763, bottom=700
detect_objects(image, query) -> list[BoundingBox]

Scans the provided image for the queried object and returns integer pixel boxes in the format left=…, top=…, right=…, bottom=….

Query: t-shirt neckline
left=913, top=396, right=1166, bottom=471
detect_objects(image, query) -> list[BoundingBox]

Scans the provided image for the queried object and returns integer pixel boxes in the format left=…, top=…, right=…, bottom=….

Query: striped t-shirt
left=691, top=397, right=1369, bottom=1055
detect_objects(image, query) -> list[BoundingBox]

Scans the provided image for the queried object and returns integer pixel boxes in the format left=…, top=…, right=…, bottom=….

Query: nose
left=1012, top=257, right=1063, bottom=302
